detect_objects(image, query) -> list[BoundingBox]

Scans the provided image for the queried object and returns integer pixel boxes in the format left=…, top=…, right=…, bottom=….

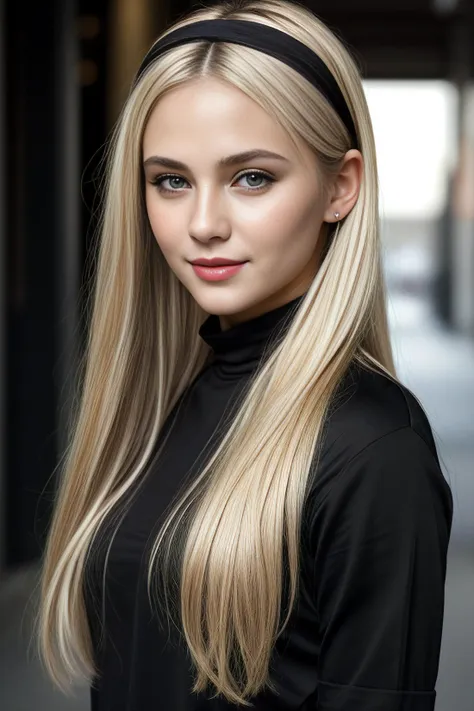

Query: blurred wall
left=107, top=0, right=157, bottom=126
left=0, top=0, right=6, bottom=577
left=2, top=0, right=81, bottom=572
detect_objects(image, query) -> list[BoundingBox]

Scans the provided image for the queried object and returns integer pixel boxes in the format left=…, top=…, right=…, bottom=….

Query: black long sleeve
left=309, top=426, right=452, bottom=710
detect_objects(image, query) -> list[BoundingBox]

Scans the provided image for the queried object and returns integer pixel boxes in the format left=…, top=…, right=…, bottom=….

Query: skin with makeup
left=142, top=77, right=363, bottom=331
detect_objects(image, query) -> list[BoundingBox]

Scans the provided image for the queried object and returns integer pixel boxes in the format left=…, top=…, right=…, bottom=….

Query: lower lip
left=191, top=262, right=248, bottom=281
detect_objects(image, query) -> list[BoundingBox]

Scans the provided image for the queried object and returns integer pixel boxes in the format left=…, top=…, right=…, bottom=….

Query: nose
left=188, top=185, right=231, bottom=242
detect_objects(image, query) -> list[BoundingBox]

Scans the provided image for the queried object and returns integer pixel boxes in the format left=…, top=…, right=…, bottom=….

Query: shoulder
left=302, top=362, right=453, bottom=569
left=307, top=361, right=450, bottom=506
left=325, top=361, right=438, bottom=457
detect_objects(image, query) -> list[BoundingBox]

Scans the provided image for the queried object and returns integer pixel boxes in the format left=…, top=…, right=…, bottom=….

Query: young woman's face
left=143, top=77, right=331, bottom=329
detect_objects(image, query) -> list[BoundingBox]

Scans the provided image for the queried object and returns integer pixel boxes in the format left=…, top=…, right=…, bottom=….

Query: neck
left=218, top=287, right=310, bottom=331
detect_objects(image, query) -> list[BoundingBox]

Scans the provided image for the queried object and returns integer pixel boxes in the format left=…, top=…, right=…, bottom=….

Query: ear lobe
left=326, top=149, right=363, bottom=221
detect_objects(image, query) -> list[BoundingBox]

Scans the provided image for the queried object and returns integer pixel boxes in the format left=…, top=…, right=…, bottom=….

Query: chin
left=190, top=288, right=258, bottom=317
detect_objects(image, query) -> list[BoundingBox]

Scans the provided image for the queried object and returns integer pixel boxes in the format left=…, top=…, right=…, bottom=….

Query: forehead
left=142, top=77, right=311, bottom=167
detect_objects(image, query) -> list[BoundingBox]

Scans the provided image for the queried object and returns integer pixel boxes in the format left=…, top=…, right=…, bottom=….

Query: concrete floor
left=1, top=289, right=473, bottom=711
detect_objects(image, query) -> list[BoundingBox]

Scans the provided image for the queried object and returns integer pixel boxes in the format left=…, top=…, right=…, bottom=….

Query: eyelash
left=150, top=169, right=275, bottom=194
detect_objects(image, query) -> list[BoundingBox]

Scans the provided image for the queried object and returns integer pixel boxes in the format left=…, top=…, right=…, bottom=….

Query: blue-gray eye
left=151, top=169, right=275, bottom=194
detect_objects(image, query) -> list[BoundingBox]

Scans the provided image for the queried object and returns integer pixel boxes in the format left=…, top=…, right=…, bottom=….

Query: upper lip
left=190, top=257, right=247, bottom=266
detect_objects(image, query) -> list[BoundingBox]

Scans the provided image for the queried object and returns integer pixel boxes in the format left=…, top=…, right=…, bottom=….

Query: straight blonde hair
left=36, top=0, right=396, bottom=705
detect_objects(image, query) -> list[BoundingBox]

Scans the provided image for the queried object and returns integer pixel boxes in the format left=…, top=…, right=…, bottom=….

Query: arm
left=310, top=427, right=453, bottom=710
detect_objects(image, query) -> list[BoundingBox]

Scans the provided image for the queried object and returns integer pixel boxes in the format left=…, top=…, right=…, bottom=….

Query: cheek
left=145, top=191, right=178, bottom=254
left=260, top=192, right=324, bottom=254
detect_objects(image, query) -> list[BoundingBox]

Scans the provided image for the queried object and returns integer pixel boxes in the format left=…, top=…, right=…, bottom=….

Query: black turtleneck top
left=85, top=294, right=453, bottom=711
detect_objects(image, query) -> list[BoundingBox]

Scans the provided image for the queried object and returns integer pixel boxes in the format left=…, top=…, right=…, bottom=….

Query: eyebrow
left=143, top=149, right=290, bottom=170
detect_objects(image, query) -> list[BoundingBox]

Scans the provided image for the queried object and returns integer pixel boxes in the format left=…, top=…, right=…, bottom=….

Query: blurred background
left=0, top=0, right=473, bottom=709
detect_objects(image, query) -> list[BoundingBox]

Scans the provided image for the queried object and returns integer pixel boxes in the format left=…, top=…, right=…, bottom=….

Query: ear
left=323, top=149, right=363, bottom=223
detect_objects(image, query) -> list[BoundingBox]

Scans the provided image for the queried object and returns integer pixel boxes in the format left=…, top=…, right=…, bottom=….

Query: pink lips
left=191, top=262, right=248, bottom=282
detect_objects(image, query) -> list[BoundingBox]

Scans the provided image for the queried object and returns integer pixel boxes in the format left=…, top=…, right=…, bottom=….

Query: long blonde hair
left=37, top=0, right=395, bottom=705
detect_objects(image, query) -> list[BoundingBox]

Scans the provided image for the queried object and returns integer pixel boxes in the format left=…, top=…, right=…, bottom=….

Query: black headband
left=134, top=19, right=359, bottom=149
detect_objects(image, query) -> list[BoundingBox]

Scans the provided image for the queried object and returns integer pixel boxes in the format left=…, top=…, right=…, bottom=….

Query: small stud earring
left=334, top=212, right=340, bottom=220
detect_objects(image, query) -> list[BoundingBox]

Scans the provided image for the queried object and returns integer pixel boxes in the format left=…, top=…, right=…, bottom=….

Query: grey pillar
left=451, top=84, right=474, bottom=335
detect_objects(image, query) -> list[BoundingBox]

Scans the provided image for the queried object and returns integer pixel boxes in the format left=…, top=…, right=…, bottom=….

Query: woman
left=37, top=1, right=453, bottom=709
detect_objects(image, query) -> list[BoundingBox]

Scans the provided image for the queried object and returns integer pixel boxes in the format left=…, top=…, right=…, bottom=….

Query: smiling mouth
left=190, top=261, right=248, bottom=281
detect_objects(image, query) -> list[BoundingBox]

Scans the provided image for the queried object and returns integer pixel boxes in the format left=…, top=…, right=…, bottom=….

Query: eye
left=234, top=170, right=275, bottom=192
left=149, top=170, right=275, bottom=194
left=150, top=174, right=189, bottom=193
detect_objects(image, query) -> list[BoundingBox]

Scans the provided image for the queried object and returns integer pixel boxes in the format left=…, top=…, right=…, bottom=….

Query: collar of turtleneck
left=198, top=293, right=306, bottom=381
